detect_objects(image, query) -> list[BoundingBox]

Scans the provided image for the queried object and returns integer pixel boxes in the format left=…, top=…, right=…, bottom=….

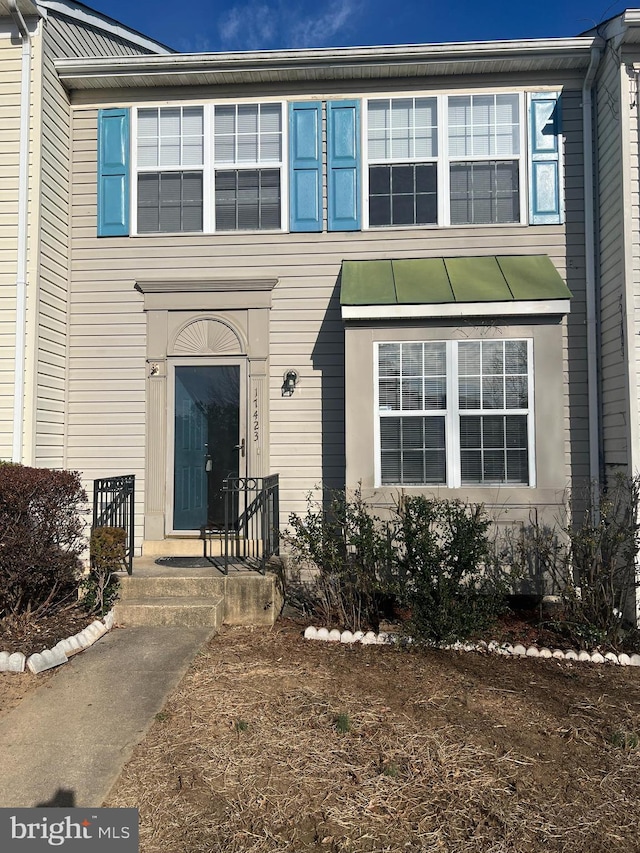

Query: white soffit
left=54, top=36, right=600, bottom=90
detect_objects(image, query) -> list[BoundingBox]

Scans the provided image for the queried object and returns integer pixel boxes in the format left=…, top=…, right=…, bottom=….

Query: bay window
left=376, top=339, right=533, bottom=486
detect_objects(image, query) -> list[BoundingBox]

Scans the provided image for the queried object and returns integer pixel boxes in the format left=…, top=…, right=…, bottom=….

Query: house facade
left=4, top=2, right=640, bottom=615
left=56, top=36, right=593, bottom=554
left=0, top=0, right=167, bottom=469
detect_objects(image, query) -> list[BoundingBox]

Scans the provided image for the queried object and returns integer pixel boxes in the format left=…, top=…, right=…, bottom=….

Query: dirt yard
left=0, top=605, right=96, bottom=716
left=102, top=620, right=640, bottom=853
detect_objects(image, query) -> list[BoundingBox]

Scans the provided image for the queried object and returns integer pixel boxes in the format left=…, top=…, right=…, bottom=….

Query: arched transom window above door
left=170, top=318, right=244, bottom=356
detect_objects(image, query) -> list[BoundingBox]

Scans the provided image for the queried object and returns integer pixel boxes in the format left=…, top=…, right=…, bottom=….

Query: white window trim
left=131, top=101, right=287, bottom=236
left=444, top=94, right=526, bottom=227
left=374, top=339, right=535, bottom=488
left=364, top=92, right=527, bottom=229
left=131, top=106, right=206, bottom=237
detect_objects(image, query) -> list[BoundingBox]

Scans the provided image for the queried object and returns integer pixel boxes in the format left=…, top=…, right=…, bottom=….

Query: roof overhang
left=583, top=9, right=640, bottom=47
left=37, top=0, right=172, bottom=54
left=0, top=0, right=40, bottom=16
left=340, top=255, right=572, bottom=321
left=54, top=35, right=600, bottom=91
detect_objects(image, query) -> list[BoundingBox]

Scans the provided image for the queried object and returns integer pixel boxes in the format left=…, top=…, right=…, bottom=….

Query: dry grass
left=106, top=622, right=640, bottom=853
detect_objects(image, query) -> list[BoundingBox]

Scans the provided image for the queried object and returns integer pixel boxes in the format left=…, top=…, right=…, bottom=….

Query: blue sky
left=87, top=0, right=629, bottom=52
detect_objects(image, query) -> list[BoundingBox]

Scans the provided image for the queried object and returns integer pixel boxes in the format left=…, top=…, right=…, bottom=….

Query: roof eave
left=54, top=35, right=602, bottom=91
left=37, top=0, right=173, bottom=54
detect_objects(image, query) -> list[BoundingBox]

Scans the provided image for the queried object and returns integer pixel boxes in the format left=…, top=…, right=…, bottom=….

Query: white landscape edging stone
left=0, top=608, right=115, bottom=675
left=302, top=625, right=640, bottom=668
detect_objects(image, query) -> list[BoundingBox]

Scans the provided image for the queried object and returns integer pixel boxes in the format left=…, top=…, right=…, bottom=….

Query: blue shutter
left=327, top=100, right=360, bottom=231
left=97, top=108, right=130, bottom=236
left=289, top=102, right=322, bottom=232
left=528, top=92, right=562, bottom=225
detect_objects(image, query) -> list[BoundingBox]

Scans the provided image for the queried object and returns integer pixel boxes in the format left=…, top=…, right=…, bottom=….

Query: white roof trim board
left=55, top=35, right=602, bottom=90
left=341, top=300, right=572, bottom=320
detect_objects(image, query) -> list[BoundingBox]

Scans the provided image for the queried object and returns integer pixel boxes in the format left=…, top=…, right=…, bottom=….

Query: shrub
left=488, top=475, right=640, bottom=649
left=283, top=487, right=393, bottom=632
left=560, top=474, right=640, bottom=647
left=393, top=496, right=508, bottom=645
left=0, top=464, right=87, bottom=618
left=81, top=526, right=125, bottom=614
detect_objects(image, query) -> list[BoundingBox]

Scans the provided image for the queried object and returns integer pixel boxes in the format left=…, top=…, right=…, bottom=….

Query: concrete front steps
left=112, top=560, right=282, bottom=630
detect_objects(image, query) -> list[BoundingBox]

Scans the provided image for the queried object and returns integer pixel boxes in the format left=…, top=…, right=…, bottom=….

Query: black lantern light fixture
left=282, top=369, right=299, bottom=397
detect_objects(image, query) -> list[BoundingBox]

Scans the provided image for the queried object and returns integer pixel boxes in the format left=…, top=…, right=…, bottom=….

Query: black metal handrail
left=204, top=474, right=279, bottom=574
left=92, top=475, right=135, bottom=574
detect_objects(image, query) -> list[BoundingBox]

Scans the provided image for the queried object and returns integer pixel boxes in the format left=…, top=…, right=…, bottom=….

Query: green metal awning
left=340, top=255, right=572, bottom=306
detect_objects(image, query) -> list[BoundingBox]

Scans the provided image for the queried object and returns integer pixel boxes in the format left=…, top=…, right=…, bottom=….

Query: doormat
left=155, top=557, right=219, bottom=568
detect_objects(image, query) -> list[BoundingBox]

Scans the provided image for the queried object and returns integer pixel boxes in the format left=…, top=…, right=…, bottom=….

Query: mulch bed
left=0, top=604, right=96, bottom=657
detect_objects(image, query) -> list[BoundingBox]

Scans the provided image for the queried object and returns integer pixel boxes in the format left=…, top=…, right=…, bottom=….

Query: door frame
left=166, top=357, right=248, bottom=536
left=136, top=279, right=275, bottom=546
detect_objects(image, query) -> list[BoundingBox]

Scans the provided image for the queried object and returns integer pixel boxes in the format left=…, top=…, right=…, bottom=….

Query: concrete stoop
left=112, top=565, right=282, bottom=630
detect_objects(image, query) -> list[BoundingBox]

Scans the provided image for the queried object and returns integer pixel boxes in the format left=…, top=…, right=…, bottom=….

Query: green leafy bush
left=0, top=463, right=87, bottom=617
left=81, top=526, right=125, bottom=614
left=283, top=487, right=393, bottom=632
left=284, top=489, right=507, bottom=641
left=393, top=496, right=509, bottom=645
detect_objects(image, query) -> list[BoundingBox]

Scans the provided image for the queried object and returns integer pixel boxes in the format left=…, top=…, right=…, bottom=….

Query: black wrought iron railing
left=92, top=475, right=135, bottom=575
left=204, top=474, right=280, bottom=574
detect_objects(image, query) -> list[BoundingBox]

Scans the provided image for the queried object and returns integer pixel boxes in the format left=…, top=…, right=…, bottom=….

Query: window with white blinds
left=213, top=103, right=282, bottom=231
left=376, top=339, right=533, bottom=486
left=136, top=107, right=204, bottom=233
left=134, top=103, right=283, bottom=234
left=448, top=94, right=521, bottom=225
left=365, top=93, right=525, bottom=227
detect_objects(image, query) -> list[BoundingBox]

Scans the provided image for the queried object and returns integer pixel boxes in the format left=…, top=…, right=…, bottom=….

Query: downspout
left=9, top=0, right=32, bottom=463
left=582, top=45, right=603, bottom=509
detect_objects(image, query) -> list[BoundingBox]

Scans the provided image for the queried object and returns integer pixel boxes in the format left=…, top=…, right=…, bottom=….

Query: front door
left=172, top=363, right=244, bottom=531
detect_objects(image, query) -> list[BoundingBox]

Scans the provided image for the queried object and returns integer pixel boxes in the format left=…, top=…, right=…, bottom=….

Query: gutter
left=582, top=45, right=603, bottom=507
left=53, top=35, right=599, bottom=89
left=9, top=0, right=32, bottom=464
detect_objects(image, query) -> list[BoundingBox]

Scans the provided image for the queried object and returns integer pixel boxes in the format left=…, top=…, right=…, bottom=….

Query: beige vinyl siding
left=45, top=14, right=155, bottom=59
left=35, top=27, right=70, bottom=468
left=68, top=86, right=587, bottom=544
left=630, top=65, right=640, bottom=474
left=31, top=14, right=157, bottom=470
left=595, top=52, right=628, bottom=472
left=0, top=37, right=22, bottom=460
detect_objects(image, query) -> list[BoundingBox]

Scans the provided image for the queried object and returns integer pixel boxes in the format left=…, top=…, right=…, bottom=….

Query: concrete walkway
left=0, top=626, right=213, bottom=807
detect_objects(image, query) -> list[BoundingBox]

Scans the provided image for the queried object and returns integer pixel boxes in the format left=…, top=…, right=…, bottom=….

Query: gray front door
left=173, top=364, right=242, bottom=531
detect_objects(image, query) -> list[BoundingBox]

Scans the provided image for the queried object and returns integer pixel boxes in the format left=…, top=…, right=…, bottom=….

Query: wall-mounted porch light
left=282, top=369, right=299, bottom=397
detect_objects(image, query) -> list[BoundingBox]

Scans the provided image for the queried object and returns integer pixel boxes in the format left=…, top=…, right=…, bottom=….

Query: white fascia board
left=341, top=300, right=571, bottom=320
left=55, top=34, right=597, bottom=76
left=37, top=0, right=172, bottom=54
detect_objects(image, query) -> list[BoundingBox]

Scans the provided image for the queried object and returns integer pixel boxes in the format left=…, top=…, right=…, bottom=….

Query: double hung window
left=448, top=94, right=521, bottom=225
left=136, top=107, right=204, bottom=233
left=213, top=103, right=282, bottom=231
left=366, top=93, right=525, bottom=227
left=134, top=102, right=283, bottom=234
left=376, top=339, right=533, bottom=487
left=367, top=98, right=438, bottom=227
